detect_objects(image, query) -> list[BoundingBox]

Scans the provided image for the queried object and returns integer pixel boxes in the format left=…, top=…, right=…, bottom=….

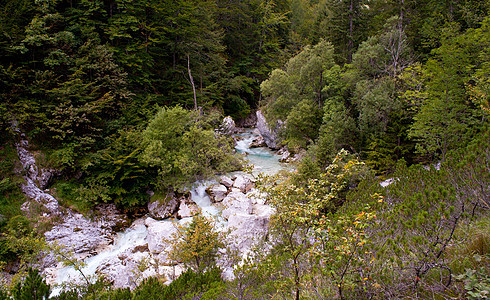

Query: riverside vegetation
left=0, top=0, right=489, bottom=299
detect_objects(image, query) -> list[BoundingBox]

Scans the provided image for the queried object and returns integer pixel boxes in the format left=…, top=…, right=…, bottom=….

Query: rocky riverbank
left=13, top=117, right=286, bottom=293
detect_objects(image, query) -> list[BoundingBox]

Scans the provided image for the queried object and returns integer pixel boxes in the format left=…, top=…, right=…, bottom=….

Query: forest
left=0, top=0, right=489, bottom=299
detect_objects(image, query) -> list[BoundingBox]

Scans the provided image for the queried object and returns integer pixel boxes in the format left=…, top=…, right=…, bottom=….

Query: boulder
left=249, top=135, right=266, bottom=148
left=219, top=176, right=234, bottom=189
left=221, top=191, right=253, bottom=220
left=219, top=116, right=237, bottom=136
left=279, top=149, right=291, bottom=162
left=256, top=110, right=281, bottom=149
left=148, top=193, right=180, bottom=220
left=232, top=175, right=254, bottom=193
left=226, top=214, right=270, bottom=253
left=21, top=178, right=59, bottom=214
left=44, top=212, right=113, bottom=255
left=145, top=217, right=177, bottom=255
left=177, top=200, right=199, bottom=219
left=206, top=184, right=228, bottom=202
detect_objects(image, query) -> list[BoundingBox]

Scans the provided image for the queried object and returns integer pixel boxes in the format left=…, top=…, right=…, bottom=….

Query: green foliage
left=259, top=149, right=371, bottom=299
left=409, top=20, right=489, bottom=161
left=260, top=39, right=337, bottom=150
left=141, top=106, right=241, bottom=189
left=168, top=214, right=224, bottom=273
left=454, top=264, right=490, bottom=300
left=12, top=268, right=50, bottom=300
left=0, top=143, right=24, bottom=222
left=284, top=99, right=322, bottom=151
left=80, top=129, right=155, bottom=208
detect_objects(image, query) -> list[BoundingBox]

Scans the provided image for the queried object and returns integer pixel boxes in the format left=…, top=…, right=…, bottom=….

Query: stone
left=44, top=211, right=113, bottom=255
left=177, top=200, right=199, bottom=219
left=219, top=176, right=234, bottom=189
left=249, top=135, right=266, bottom=148
left=145, top=217, right=177, bottom=255
left=148, top=193, right=180, bottom=220
left=219, top=116, right=237, bottom=136
left=279, top=149, right=291, bottom=162
left=21, top=178, right=59, bottom=214
left=221, top=191, right=253, bottom=220
left=38, top=169, right=54, bottom=189
left=206, top=184, right=228, bottom=202
left=232, top=175, right=254, bottom=193
left=226, top=214, right=270, bottom=254
left=132, top=244, right=149, bottom=253
left=380, top=178, right=397, bottom=187
left=256, top=110, right=281, bottom=149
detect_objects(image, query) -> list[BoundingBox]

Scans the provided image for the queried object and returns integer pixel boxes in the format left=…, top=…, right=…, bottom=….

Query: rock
left=236, top=111, right=257, bottom=128
left=21, top=178, right=59, bottom=214
left=256, top=110, right=281, bottom=149
left=132, top=244, right=149, bottom=253
left=380, top=178, right=398, bottom=187
left=145, top=217, right=177, bottom=255
left=94, top=204, right=130, bottom=232
left=38, top=169, right=54, bottom=189
left=44, top=212, right=113, bottom=255
left=232, top=175, right=254, bottom=193
left=148, top=193, right=180, bottom=220
left=249, top=135, right=266, bottom=148
left=177, top=200, right=199, bottom=219
left=206, top=184, right=228, bottom=202
left=221, top=191, right=253, bottom=220
left=219, top=176, right=234, bottom=189
left=218, top=116, right=237, bottom=136
left=226, top=214, right=270, bottom=254
left=279, top=149, right=291, bottom=162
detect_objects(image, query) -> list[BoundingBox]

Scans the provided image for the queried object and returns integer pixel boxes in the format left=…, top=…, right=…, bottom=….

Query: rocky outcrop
left=218, top=116, right=237, bottom=136
left=278, top=147, right=304, bottom=163
left=227, top=214, right=270, bottom=252
left=221, top=191, right=254, bottom=220
left=256, top=110, right=281, bottom=149
left=145, top=217, right=177, bottom=255
left=21, top=178, right=59, bottom=215
left=16, top=138, right=56, bottom=189
left=44, top=204, right=129, bottom=259
left=16, top=136, right=60, bottom=215
left=236, top=111, right=257, bottom=128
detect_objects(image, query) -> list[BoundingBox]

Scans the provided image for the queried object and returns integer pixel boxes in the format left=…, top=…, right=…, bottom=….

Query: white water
left=50, top=222, right=148, bottom=296
left=51, top=129, right=286, bottom=296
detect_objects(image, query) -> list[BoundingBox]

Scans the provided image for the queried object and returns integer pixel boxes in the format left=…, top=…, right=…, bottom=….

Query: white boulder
left=232, top=175, right=254, bottom=193
left=206, top=184, right=228, bottom=202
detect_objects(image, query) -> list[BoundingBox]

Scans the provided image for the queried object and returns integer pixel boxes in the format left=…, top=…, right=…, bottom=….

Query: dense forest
left=0, top=0, right=489, bottom=299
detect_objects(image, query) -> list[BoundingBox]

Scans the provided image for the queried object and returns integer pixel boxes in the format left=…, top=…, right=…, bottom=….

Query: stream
left=50, top=129, right=287, bottom=296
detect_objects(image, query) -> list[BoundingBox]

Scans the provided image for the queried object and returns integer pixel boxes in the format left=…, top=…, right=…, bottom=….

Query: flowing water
left=235, top=129, right=287, bottom=175
left=51, top=129, right=286, bottom=296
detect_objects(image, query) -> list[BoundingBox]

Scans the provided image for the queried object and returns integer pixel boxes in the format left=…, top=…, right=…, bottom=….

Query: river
left=50, top=129, right=287, bottom=296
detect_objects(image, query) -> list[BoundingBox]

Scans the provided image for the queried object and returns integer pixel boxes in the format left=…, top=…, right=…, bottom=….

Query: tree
left=12, top=268, right=50, bottom=300
left=260, top=39, right=337, bottom=150
left=140, top=106, right=241, bottom=189
left=260, top=149, right=371, bottom=300
left=168, top=213, right=224, bottom=273
left=409, top=22, right=488, bottom=162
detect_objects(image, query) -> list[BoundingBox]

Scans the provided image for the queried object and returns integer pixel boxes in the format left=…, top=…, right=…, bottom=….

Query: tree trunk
left=188, top=55, right=198, bottom=111
left=348, top=0, right=354, bottom=63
